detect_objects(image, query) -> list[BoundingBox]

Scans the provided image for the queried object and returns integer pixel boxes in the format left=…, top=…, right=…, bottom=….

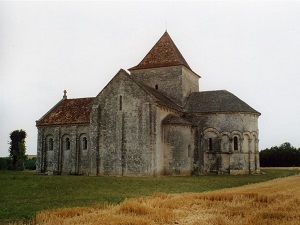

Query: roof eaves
left=36, top=121, right=90, bottom=127
left=36, top=98, right=65, bottom=126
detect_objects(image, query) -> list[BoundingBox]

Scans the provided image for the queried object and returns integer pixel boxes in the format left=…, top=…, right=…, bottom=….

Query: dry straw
left=15, top=175, right=300, bottom=225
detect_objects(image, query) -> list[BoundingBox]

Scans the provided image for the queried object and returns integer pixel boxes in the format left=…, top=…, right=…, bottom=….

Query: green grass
left=0, top=169, right=299, bottom=223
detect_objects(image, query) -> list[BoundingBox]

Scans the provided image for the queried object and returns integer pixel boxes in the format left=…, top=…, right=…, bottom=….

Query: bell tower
left=129, top=31, right=200, bottom=106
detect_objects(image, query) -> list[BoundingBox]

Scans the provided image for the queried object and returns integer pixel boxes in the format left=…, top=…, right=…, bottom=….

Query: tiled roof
left=129, top=31, right=191, bottom=71
left=185, top=90, right=260, bottom=114
left=36, top=97, right=94, bottom=126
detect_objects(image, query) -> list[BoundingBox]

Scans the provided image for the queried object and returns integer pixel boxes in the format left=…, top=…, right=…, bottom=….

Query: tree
left=9, top=129, right=27, bottom=170
left=260, top=142, right=300, bottom=167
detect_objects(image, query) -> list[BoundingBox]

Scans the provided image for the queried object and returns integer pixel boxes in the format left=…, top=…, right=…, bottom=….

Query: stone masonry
left=36, top=31, right=260, bottom=176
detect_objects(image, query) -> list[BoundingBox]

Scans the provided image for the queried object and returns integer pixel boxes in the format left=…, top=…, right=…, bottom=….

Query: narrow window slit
left=209, top=138, right=213, bottom=151
left=119, top=95, right=122, bottom=111
left=234, top=136, right=238, bottom=151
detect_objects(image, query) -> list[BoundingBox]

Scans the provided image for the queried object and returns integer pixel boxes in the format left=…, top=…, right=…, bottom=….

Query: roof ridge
left=198, top=90, right=227, bottom=92
left=129, top=31, right=191, bottom=71
left=65, top=97, right=94, bottom=100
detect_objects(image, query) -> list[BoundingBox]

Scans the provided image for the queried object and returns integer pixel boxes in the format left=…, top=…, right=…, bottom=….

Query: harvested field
left=33, top=175, right=300, bottom=225
left=261, top=167, right=300, bottom=170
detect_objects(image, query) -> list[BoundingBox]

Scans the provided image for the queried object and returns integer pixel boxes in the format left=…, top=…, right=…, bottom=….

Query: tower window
left=188, top=144, right=191, bottom=157
left=234, top=136, right=238, bottom=151
left=155, top=85, right=158, bottom=90
left=119, top=95, right=122, bottom=111
left=209, top=138, right=213, bottom=151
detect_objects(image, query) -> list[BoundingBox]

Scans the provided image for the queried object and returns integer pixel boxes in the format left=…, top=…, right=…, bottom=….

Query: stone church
left=36, top=31, right=260, bottom=176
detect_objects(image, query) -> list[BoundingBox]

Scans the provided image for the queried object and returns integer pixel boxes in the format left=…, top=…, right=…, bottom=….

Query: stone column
left=248, top=138, right=252, bottom=174
left=53, top=128, right=60, bottom=174
left=76, top=135, right=80, bottom=175
left=36, top=128, right=44, bottom=173
left=255, top=139, right=260, bottom=173
left=89, top=105, right=100, bottom=175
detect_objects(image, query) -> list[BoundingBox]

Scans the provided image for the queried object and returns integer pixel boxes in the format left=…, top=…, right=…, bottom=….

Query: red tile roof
left=36, top=97, right=94, bottom=126
left=129, top=31, right=191, bottom=71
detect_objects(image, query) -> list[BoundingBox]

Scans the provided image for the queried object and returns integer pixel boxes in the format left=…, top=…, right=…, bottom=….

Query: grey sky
left=1, top=1, right=300, bottom=157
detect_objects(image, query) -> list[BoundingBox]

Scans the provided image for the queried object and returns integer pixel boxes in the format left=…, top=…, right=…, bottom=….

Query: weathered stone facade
left=36, top=32, right=260, bottom=176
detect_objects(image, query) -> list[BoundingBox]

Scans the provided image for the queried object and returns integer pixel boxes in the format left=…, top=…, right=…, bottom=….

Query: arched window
left=233, top=136, right=238, bottom=151
left=119, top=95, right=122, bottom=111
left=209, top=138, right=213, bottom=151
left=49, top=138, right=53, bottom=151
left=155, top=84, right=158, bottom=90
left=66, top=138, right=70, bottom=150
left=82, top=137, right=87, bottom=150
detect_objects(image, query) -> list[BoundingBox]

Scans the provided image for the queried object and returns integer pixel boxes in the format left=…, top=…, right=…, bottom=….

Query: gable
left=92, top=69, right=152, bottom=103
left=92, top=69, right=182, bottom=112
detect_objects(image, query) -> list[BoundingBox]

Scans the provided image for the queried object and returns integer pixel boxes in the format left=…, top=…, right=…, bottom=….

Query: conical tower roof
left=129, top=31, right=191, bottom=71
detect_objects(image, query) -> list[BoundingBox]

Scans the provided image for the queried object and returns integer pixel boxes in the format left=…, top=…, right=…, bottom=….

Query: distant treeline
left=260, top=142, right=300, bottom=167
left=0, top=157, right=36, bottom=170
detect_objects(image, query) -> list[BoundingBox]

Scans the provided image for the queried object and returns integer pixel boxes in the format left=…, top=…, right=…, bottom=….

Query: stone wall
left=36, top=125, right=90, bottom=175
left=198, top=113, right=260, bottom=174
left=182, top=67, right=200, bottom=99
left=163, top=123, right=195, bottom=175
left=90, top=70, right=158, bottom=176
left=154, top=107, right=181, bottom=175
left=131, top=66, right=199, bottom=106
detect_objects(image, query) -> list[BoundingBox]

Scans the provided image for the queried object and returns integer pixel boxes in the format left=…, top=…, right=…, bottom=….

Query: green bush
left=0, top=157, right=11, bottom=170
left=0, top=157, right=36, bottom=170
left=23, top=158, right=36, bottom=170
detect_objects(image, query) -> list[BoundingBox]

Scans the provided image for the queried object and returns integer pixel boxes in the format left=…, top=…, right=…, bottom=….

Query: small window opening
left=119, top=95, right=122, bottom=111
left=209, top=138, right=213, bottom=151
left=188, top=144, right=191, bottom=157
left=49, top=138, right=53, bottom=151
left=66, top=138, right=70, bottom=150
left=155, top=85, right=158, bottom=90
left=82, top=137, right=87, bottom=150
left=234, top=136, right=238, bottom=151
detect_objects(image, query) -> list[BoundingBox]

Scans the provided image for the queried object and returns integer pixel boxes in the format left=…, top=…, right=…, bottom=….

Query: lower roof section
left=185, top=90, right=260, bottom=115
left=36, top=97, right=94, bottom=126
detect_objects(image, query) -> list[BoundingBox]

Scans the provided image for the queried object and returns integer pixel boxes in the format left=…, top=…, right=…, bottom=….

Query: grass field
left=34, top=174, right=300, bottom=225
left=1, top=169, right=300, bottom=224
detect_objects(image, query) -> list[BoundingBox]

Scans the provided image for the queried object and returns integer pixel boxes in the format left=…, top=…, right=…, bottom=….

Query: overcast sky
left=1, top=1, right=300, bottom=157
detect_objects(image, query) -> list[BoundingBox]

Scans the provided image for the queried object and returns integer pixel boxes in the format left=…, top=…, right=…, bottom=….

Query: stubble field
left=33, top=174, right=300, bottom=225
left=1, top=168, right=300, bottom=224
